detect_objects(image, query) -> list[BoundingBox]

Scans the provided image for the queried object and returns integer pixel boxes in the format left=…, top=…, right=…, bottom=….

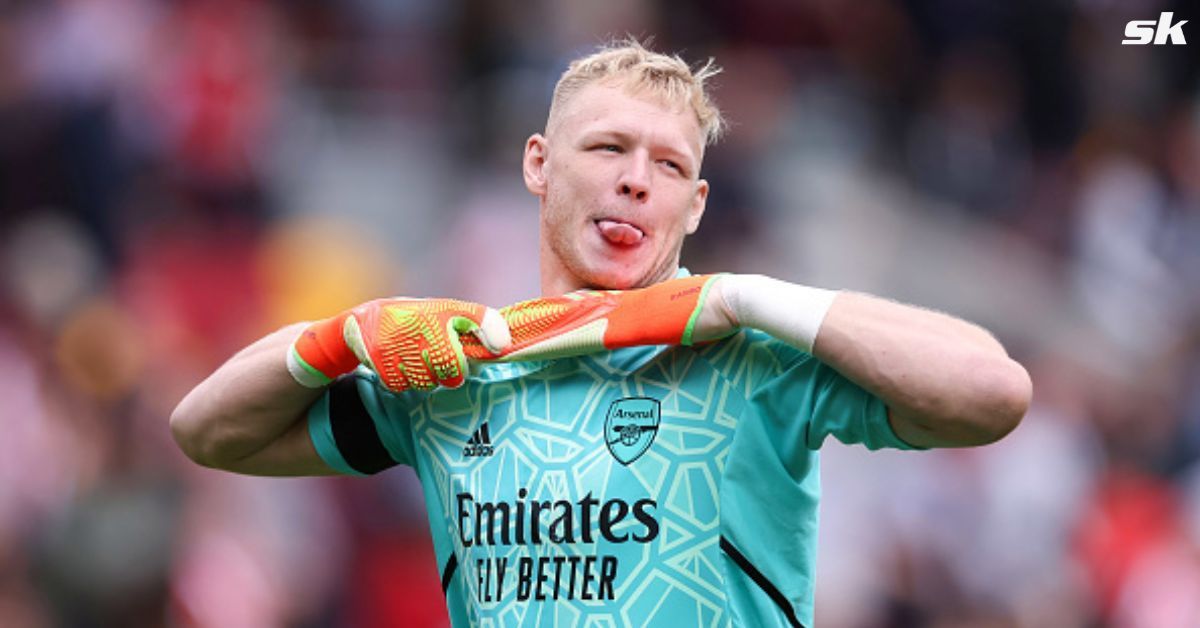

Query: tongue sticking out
left=596, top=220, right=644, bottom=245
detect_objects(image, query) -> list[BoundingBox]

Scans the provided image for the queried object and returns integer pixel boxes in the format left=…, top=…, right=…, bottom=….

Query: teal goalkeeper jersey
left=308, top=327, right=919, bottom=627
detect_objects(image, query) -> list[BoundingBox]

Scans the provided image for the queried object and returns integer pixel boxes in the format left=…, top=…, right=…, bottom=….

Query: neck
left=539, top=236, right=585, bottom=296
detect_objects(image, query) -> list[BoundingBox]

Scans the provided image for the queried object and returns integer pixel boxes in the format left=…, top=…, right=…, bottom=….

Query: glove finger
left=411, top=349, right=440, bottom=391
left=429, top=322, right=470, bottom=388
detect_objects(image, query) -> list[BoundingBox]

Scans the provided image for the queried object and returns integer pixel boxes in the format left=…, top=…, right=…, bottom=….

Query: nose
left=617, top=153, right=650, bottom=202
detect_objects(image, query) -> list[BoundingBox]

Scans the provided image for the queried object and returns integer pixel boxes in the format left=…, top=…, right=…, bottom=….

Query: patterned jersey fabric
left=308, top=317, right=919, bottom=627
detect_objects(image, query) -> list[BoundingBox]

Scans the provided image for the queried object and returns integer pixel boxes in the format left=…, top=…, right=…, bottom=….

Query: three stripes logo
left=463, top=422, right=495, bottom=458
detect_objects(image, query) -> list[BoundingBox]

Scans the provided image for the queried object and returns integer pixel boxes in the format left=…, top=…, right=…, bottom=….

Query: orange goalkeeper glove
left=288, top=275, right=730, bottom=392
left=287, top=298, right=511, bottom=392
left=461, top=274, right=732, bottom=362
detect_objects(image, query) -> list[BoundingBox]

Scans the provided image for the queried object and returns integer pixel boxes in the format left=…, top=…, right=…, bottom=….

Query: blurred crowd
left=0, top=0, right=1198, bottom=626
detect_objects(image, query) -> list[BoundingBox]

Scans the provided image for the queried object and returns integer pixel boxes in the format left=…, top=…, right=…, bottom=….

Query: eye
left=660, top=159, right=683, bottom=174
left=592, top=144, right=622, bottom=153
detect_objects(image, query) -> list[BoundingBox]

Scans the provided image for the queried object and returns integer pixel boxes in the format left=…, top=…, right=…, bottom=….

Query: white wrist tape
left=721, top=274, right=837, bottom=352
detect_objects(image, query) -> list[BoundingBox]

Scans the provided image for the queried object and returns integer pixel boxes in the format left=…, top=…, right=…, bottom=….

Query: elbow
left=169, top=398, right=227, bottom=469
left=894, top=356, right=1033, bottom=448
left=169, top=401, right=208, bottom=467
left=972, top=357, right=1032, bottom=445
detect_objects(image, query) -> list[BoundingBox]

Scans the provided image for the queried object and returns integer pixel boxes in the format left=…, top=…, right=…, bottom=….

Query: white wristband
left=721, top=274, right=837, bottom=352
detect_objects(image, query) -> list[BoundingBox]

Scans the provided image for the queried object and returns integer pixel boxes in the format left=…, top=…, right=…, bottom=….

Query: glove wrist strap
left=287, top=312, right=360, bottom=387
left=723, top=275, right=837, bottom=352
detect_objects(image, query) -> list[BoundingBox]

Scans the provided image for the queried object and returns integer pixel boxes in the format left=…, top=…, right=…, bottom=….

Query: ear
left=523, top=134, right=549, bottom=196
left=684, top=179, right=709, bottom=235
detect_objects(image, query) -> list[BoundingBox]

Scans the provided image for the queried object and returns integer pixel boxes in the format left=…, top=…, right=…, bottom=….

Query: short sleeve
left=748, top=336, right=922, bottom=452
left=306, top=369, right=419, bottom=475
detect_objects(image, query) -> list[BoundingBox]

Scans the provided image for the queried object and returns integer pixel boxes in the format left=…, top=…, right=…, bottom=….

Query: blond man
left=172, top=40, right=1030, bottom=627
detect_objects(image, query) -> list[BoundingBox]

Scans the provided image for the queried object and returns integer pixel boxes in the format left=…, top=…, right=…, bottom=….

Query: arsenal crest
left=605, top=397, right=661, bottom=465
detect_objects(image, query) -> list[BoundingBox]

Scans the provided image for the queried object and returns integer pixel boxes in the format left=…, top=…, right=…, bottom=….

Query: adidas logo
left=463, top=422, right=495, bottom=458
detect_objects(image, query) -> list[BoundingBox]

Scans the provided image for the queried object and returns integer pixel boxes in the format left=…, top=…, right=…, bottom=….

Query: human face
left=524, top=82, right=710, bottom=293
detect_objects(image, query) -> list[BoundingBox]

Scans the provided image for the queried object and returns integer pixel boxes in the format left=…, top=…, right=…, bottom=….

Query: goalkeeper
left=172, top=40, right=1030, bottom=628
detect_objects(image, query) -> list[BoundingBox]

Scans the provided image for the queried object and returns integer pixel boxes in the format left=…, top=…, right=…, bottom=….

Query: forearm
left=170, top=323, right=327, bottom=470
left=811, top=292, right=1030, bottom=446
left=716, top=275, right=1031, bottom=447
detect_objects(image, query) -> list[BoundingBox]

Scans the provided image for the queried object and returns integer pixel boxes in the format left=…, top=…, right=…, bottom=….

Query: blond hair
left=548, top=38, right=726, bottom=147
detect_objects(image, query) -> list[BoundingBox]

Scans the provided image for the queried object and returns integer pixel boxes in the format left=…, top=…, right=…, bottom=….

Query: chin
left=559, top=234, right=675, bottom=290
left=575, top=259, right=647, bottom=290
left=581, top=271, right=639, bottom=291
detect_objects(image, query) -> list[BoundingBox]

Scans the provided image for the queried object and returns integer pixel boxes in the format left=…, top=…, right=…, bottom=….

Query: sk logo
left=605, top=397, right=660, bottom=465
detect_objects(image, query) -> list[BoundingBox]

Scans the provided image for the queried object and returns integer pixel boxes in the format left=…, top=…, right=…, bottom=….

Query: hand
left=460, top=274, right=740, bottom=362
left=288, top=298, right=511, bottom=392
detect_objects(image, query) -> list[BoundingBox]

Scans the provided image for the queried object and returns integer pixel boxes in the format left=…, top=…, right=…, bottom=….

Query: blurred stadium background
left=1, top=0, right=1199, bottom=626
